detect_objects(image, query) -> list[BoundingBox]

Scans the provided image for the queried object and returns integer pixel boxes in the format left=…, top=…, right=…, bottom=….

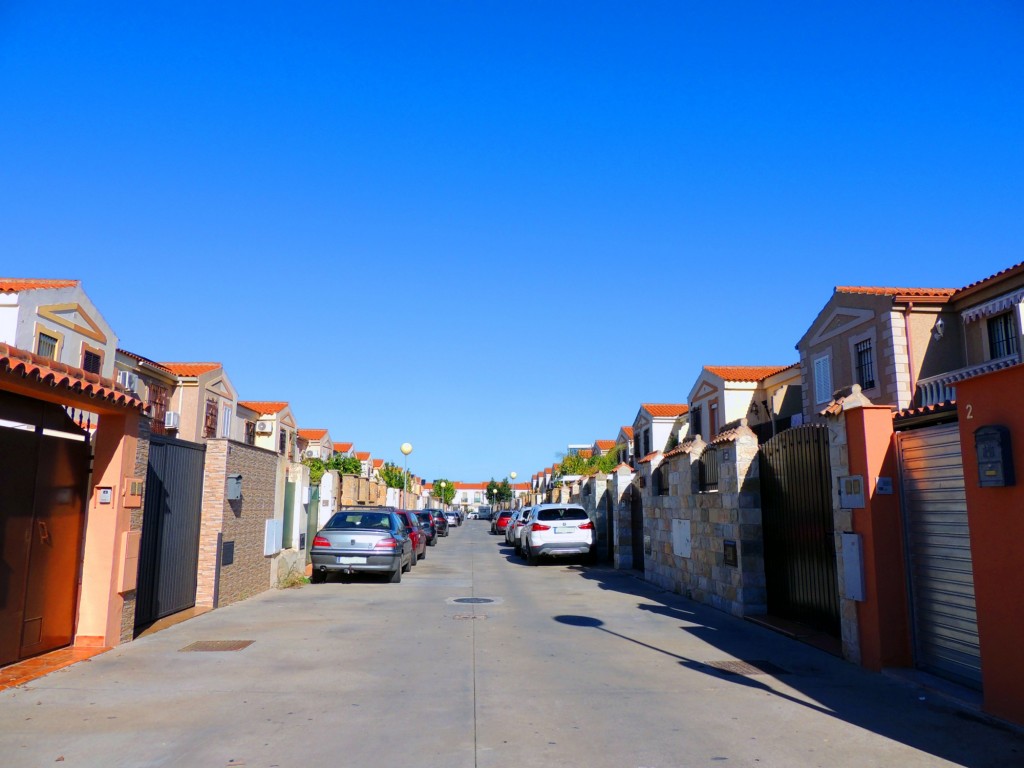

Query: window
left=691, top=407, right=702, bottom=439
left=988, top=312, right=1019, bottom=359
left=642, top=429, right=651, bottom=457
left=854, top=339, right=875, bottom=390
left=221, top=407, right=232, bottom=439
left=709, top=403, right=719, bottom=438
left=82, top=350, right=102, bottom=374
left=279, top=427, right=287, bottom=454
left=244, top=420, right=256, bottom=445
left=37, top=333, right=58, bottom=359
left=814, top=354, right=832, bottom=404
left=148, top=383, right=169, bottom=432
left=653, top=464, right=669, bottom=496
left=203, top=398, right=219, bottom=438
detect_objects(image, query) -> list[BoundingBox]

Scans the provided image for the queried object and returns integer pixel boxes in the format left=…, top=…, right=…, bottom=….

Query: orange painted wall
left=956, top=365, right=1024, bottom=726
left=844, top=405, right=912, bottom=670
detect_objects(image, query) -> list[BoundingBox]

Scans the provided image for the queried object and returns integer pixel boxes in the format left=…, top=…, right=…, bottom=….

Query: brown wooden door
left=0, top=426, right=39, bottom=666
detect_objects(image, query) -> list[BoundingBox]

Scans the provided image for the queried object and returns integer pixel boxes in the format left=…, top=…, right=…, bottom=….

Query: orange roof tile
left=954, top=262, right=1024, bottom=301
left=637, top=452, right=660, bottom=464
left=334, top=442, right=353, bottom=453
left=835, top=286, right=955, bottom=299
left=297, top=429, right=328, bottom=440
left=372, top=459, right=384, bottom=468
left=238, top=400, right=289, bottom=414
left=642, top=403, right=689, bottom=418
left=577, top=449, right=593, bottom=458
left=0, top=342, right=143, bottom=410
left=620, top=426, right=634, bottom=438
left=0, top=278, right=79, bottom=293
left=355, top=451, right=371, bottom=460
left=117, top=349, right=174, bottom=374
left=161, top=362, right=222, bottom=377
left=595, top=440, right=616, bottom=450
left=614, top=462, right=634, bottom=472
left=703, top=364, right=798, bottom=382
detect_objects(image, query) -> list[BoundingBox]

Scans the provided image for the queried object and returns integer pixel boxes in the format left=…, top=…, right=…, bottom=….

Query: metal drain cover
left=453, top=597, right=494, bottom=604
left=453, top=614, right=488, bottom=620
left=702, top=660, right=789, bottom=676
left=179, top=640, right=253, bottom=653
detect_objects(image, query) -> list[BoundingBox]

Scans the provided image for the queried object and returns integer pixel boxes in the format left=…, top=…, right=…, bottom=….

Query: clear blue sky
left=2, top=2, right=1022, bottom=483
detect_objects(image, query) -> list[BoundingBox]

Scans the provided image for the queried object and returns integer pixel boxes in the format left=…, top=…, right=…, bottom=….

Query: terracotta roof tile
left=577, top=449, right=593, bottom=458
left=117, top=349, right=174, bottom=374
left=663, top=437, right=702, bottom=458
left=595, top=440, right=616, bottom=450
left=637, top=451, right=660, bottom=464
left=709, top=420, right=756, bottom=445
left=704, top=364, right=798, bottom=382
left=238, top=400, right=289, bottom=414
left=372, top=459, right=384, bottom=468
left=953, top=262, right=1024, bottom=300
left=621, top=426, right=634, bottom=438
left=161, top=362, right=222, bottom=377
left=835, top=286, right=955, bottom=299
left=297, top=429, right=328, bottom=440
left=0, top=278, right=79, bottom=292
left=614, top=462, right=634, bottom=472
left=642, top=403, right=689, bottom=418
left=0, top=342, right=143, bottom=410
left=334, top=442, right=353, bottom=453
left=355, top=451, right=371, bottom=460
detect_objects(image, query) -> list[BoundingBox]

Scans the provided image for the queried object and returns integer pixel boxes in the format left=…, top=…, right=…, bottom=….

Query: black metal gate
left=630, top=486, right=644, bottom=572
left=759, top=424, right=840, bottom=636
left=135, top=435, right=206, bottom=629
left=0, top=390, right=90, bottom=666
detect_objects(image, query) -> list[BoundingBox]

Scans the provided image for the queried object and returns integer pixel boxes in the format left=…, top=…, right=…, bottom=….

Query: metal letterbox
left=227, top=474, right=243, bottom=500
left=975, top=425, right=1014, bottom=487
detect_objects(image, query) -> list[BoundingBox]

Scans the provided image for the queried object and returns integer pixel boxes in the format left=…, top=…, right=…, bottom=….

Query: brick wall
left=196, top=438, right=277, bottom=609
left=119, top=415, right=152, bottom=644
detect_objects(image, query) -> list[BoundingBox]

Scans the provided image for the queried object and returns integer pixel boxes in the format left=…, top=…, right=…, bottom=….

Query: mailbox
left=975, top=425, right=1014, bottom=487
left=227, top=474, right=243, bottom=500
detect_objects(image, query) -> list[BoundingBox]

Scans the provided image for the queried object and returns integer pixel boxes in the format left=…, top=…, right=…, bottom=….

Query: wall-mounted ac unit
left=164, top=411, right=180, bottom=430
left=304, top=449, right=317, bottom=458
left=255, top=421, right=273, bottom=434
left=116, top=370, right=139, bottom=393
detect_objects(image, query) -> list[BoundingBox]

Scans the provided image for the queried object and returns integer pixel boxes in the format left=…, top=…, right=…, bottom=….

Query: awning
left=960, top=289, right=1024, bottom=323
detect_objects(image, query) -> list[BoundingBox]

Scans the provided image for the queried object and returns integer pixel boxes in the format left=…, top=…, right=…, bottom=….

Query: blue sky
left=2, top=2, right=1022, bottom=483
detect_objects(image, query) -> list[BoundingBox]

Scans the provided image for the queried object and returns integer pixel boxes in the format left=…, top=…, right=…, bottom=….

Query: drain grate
left=702, top=660, right=789, bottom=676
left=452, top=597, right=494, bottom=604
left=453, top=614, right=488, bottom=620
left=179, top=640, right=253, bottom=653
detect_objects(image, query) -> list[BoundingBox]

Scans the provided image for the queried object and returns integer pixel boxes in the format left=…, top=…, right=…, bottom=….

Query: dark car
left=428, top=509, right=450, bottom=537
left=396, top=510, right=427, bottom=562
left=310, top=507, right=412, bottom=583
left=416, top=511, right=438, bottom=546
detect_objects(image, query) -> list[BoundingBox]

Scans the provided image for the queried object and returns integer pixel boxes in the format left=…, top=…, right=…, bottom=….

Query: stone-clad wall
left=197, top=438, right=277, bottom=609
left=119, top=415, right=152, bottom=643
left=640, top=427, right=767, bottom=618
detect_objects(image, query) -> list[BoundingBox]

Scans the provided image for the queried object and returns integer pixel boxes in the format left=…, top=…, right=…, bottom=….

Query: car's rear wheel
left=526, top=543, right=538, bottom=566
left=418, top=548, right=426, bottom=561
left=390, top=564, right=402, bottom=583
left=402, top=554, right=412, bottom=573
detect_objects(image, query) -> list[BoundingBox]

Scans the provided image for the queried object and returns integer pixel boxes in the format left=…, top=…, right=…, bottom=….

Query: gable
left=36, top=302, right=108, bottom=344
left=806, top=306, right=876, bottom=348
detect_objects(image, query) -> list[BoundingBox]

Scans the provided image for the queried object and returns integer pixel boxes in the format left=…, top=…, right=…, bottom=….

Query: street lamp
left=437, top=480, right=446, bottom=510
left=510, top=471, right=517, bottom=510
left=400, top=442, right=413, bottom=509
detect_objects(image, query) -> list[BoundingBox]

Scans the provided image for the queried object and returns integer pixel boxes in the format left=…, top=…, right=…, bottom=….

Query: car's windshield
left=325, top=512, right=391, bottom=529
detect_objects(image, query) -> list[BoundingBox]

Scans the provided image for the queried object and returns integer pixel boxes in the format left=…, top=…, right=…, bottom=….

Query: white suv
left=521, top=504, right=594, bottom=565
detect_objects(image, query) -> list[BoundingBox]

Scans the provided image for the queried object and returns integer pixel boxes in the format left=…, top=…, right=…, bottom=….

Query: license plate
left=555, top=527, right=574, bottom=534
left=337, top=556, right=366, bottom=564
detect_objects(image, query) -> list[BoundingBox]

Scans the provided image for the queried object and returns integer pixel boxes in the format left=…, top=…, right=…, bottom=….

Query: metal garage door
left=898, top=422, right=981, bottom=688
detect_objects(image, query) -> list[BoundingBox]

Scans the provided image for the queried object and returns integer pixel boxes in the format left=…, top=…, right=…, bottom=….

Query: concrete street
left=1, top=521, right=1021, bottom=768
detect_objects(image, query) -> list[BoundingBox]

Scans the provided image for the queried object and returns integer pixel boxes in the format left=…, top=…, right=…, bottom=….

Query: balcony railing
left=916, top=353, right=1021, bottom=407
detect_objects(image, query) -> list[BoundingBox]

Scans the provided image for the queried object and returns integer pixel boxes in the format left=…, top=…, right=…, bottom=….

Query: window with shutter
left=814, top=355, right=832, bottom=404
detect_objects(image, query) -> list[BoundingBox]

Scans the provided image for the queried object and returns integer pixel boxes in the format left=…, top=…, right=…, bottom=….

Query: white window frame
left=814, top=353, right=833, bottom=405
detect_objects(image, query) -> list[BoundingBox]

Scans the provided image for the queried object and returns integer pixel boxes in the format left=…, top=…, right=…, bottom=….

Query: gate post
left=843, top=401, right=913, bottom=671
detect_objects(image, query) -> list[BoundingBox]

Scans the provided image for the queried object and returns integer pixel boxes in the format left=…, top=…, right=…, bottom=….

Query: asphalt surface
left=1, top=521, right=1022, bottom=768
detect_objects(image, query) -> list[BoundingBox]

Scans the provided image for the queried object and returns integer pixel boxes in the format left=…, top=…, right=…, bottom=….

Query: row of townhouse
left=526, top=262, right=1024, bottom=728
left=0, top=277, right=422, bottom=671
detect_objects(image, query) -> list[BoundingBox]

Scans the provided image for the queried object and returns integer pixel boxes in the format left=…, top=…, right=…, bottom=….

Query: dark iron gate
left=0, top=390, right=90, bottom=667
left=759, top=424, right=840, bottom=636
left=630, top=485, right=644, bottom=572
left=135, top=435, right=206, bottom=629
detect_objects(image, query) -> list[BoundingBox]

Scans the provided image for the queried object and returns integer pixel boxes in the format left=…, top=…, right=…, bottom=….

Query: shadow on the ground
left=552, top=565, right=1024, bottom=768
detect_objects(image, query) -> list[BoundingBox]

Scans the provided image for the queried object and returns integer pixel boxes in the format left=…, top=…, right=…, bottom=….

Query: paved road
left=1, top=521, right=1022, bottom=768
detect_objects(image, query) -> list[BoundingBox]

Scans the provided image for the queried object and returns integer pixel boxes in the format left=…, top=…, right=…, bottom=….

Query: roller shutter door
left=898, top=422, right=981, bottom=688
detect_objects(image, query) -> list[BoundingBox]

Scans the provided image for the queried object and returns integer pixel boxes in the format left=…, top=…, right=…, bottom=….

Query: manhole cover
left=453, top=614, right=488, bottom=620
left=702, top=660, right=789, bottom=676
left=452, top=597, right=494, bottom=604
left=179, top=640, right=253, bottom=653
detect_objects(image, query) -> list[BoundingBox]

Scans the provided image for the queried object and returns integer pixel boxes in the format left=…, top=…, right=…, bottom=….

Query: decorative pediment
left=694, top=381, right=719, bottom=400
left=206, top=377, right=236, bottom=401
left=36, top=303, right=107, bottom=344
left=809, top=307, right=875, bottom=346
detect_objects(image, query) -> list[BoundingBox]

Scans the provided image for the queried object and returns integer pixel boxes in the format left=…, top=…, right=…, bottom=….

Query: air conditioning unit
left=164, top=411, right=180, bottom=430
left=255, top=421, right=273, bottom=434
left=304, top=449, right=317, bottom=459
left=116, top=370, right=139, bottom=393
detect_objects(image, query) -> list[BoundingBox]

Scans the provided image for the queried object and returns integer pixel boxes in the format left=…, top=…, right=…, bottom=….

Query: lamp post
left=437, top=480, right=446, bottom=510
left=509, top=471, right=517, bottom=510
left=400, top=442, right=413, bottom=509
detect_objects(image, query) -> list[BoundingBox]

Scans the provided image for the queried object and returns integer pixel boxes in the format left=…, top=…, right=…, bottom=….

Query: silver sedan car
left=310, top=507, right=413, bottom=583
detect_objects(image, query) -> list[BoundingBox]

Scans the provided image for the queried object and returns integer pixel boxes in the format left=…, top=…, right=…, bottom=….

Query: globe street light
left=510, top=471, right=517, bottom=510
left=400, top=442, right=413, bottom=509
left=437, top=480, right=446, bottom=510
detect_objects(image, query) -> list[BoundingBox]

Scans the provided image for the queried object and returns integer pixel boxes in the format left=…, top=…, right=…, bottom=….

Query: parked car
left=504, top=509, right=524, bottom=546
left=310, top=507, right=413, bottom=583
left=521, top=503, right=594, bottom=565
left=416, top=511, right=438, bottom=546
left=467, top=511, right=478, bottom=520
left=491, top=510, right=513, bottom=535
left=508, top=506, right=534, bottom=553
left=429, top=509, right=450, bottom=537
left=396, top=510, right=427, bottom=562
left=445, top=510, right=460, bottom=527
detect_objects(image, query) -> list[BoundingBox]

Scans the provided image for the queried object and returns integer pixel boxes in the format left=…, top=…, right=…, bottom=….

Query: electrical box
left=841, top=533, right=865, bottom=601
left=838, top=475, right=865, bottom=508
left=975, top=425, right=1015, bottom=487
left=227, top=474, right=243, bottom=500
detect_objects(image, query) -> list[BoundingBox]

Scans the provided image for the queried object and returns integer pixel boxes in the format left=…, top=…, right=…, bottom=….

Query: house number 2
left=966, top=404, right=973, bottom=420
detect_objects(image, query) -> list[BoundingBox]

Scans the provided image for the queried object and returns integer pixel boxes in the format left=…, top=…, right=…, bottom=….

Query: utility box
left=227, top=474, right=243, bottom=500
left=975, top=425, right=1015, bottom=487
left=841, top=533, right=865, bottom=601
